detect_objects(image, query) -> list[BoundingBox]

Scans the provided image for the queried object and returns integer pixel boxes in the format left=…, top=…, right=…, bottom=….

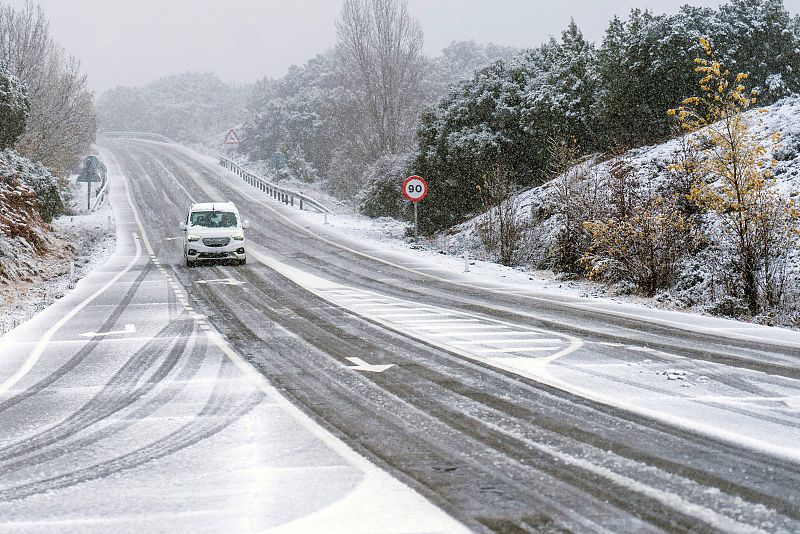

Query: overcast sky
left=7, top=0, right=800, bottom=94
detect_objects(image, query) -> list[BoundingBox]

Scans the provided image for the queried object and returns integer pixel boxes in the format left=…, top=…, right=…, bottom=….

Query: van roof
left=190, top=202, right=238, bottom=212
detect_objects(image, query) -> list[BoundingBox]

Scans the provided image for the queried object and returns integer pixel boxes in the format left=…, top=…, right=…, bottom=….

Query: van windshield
left=189, top=211, right=238, bottom=228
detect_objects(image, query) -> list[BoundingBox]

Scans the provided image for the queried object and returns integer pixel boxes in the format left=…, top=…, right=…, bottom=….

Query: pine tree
left=715, top=0, right=800, bottom=100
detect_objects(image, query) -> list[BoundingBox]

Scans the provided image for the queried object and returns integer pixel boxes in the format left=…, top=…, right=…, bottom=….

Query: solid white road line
left=0, top=236, right=142, bottom=398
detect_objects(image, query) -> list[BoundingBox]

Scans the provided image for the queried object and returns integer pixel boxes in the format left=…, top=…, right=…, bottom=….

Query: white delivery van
left=179, top=202, right=249, bottom=267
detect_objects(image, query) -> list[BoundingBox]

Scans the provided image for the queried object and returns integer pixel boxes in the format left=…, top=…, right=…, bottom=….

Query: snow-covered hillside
left=0, top=150, right=50, bottom=281
left=0, top=150, right=115, bottom=334
left=452, top=96, right=800, bottom=325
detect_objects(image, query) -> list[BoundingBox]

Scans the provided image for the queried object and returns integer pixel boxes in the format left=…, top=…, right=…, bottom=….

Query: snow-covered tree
left=475, top=163, right=530, bottom=266
left=358, top=152, right=412, bottom=218
left=715, top=0, right=800, bottom=100
left=286, top=147, right=318, bottom=183
left=423, top=40, right=519, bottom=100
left=545, top=136, right=603, bottom=274
left=595, top=8, right=713, bottom=149
left=0, top=64, right=29, bottom=149
left=0, top=1, right=95, bottom=175
left=581, top=161, right=697, bottom=295
left=336, top=0, right=424, bottom=160
left=97, top=72, right=251, bottom=144
left=0, top=149, right=48, bottom=257
left=413, top=57, right=530, bottom=232
left=241, top=52, right=340, bottom=177
left=669, top=38, right=800, bottom=314
left=413, top=19, right=599, bottom=233
left=522, top=20, right=598, bottom=150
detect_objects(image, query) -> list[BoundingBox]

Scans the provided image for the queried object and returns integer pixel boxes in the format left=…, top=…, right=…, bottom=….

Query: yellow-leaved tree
left=668, top=37, right=799, bottom=316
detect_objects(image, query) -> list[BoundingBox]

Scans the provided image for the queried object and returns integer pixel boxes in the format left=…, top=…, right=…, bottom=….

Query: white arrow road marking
left=80, top=323, right=136, bottom=338
left=346, top=357, right=395, bottom=373
left=195, top=278, right=244, bottom=286
left=164, top=237, right=181, bottom=241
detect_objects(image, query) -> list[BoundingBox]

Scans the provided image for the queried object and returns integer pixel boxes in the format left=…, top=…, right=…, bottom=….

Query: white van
left=179, top=202, right=249, bottom=267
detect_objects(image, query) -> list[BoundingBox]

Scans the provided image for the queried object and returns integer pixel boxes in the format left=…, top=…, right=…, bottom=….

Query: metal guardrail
left=97, top=131, right=177, bottom=144
left=219, top=156, right=331, bottom=214
left=90, top=178, right=109, bottom=212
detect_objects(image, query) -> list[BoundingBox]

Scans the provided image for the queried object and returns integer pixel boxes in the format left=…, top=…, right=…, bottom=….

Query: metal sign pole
left=414, top=203, right=418, bottom=240
left=87, top=181, right=91, bottom=210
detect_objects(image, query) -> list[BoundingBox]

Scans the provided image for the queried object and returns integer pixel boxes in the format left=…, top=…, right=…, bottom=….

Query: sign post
left=402, top=175, right=428, bottom=239
left=76, top=159, right=103, bottom=210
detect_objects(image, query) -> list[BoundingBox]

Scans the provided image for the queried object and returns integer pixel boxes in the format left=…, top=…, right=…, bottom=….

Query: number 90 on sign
left=402, top=175, right=428, bottom=202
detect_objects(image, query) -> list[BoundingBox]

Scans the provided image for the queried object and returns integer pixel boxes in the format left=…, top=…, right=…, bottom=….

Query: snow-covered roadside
left=217, top=159, right=800, bottom=462
left=296, top=209, right=698, bottom=310
left=281, top=99, right=800, bottom=330
left=0, top=183, right=115, bottom=337
left=221, top=146, right=798, bottom=331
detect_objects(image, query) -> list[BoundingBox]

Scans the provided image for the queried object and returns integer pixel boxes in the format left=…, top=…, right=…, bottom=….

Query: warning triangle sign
left=223, top=128, right=240, bottom=145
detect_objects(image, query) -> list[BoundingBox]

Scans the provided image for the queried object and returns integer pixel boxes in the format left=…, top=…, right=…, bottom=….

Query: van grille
left=202, top=237, right=230, bottom=247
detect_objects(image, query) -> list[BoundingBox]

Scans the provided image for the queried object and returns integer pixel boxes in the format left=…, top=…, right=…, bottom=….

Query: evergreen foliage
left=0, top=65, right=29, bottom=150
left=359, top=152, right=413, bottom=218
left=413, top=0, right=800, bottom=233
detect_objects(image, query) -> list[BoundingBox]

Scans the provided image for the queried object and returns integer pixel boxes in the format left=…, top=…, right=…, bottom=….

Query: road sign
left=84, top=155, right=107, bottom=181
left=223, top=128, right=240, bottom=145
left=76, top=166, right=102, bottom=183
left=272, top=151, right=286, bottom=170
left=403, top=175, right=428, bottom=240
left=402, top=175, right=428, bottom=202
left=77, top=158, right=103, bottom=210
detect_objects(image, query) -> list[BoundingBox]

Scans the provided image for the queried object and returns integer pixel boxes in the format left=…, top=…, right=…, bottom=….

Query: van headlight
left=232, top=233, right=244, bottom=241
left=187, top=234, right=201, bottom=242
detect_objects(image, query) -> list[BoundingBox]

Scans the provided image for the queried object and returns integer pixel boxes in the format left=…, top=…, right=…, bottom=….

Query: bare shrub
left=475, top=164, right=530, bottom=266
left=546, top=136, right=604, bottom=273
left=582, top=193, right=698, bottom=296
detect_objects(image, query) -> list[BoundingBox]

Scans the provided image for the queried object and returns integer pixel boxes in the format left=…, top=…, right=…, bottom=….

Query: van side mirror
left=179, top=222, right=187, bottom=231
left=242, top=220, right=250, bottom=229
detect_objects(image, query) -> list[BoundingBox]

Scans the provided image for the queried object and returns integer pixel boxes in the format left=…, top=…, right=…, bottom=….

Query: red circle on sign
left=402, top=175, right=428, bottom=202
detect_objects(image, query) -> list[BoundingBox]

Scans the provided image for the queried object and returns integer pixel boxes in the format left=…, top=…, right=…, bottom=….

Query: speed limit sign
left=402, top=175, right=428, bottom=202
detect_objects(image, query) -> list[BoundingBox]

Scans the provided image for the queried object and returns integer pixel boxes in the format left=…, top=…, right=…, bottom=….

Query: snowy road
left=2, top=138, right=800, bottom=532
left=0, top=144, right=467, bottom=533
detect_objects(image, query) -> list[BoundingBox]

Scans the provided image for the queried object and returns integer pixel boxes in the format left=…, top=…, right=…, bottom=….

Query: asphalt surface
left=2, top=138, right=799, bottom=533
